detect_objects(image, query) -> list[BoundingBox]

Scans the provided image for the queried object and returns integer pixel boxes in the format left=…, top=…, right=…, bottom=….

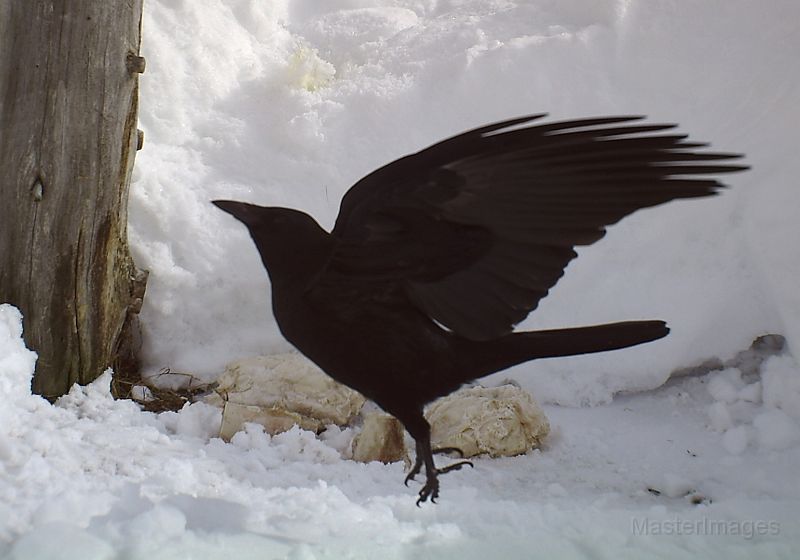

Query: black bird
left=213, top=115, right=746, bottom=504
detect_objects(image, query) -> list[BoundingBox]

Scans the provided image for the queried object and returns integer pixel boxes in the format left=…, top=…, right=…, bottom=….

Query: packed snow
left=2, top=0, right=800, bottom=557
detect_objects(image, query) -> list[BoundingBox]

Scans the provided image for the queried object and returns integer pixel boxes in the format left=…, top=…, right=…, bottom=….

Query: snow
left=2, top=0, right=800, bottom=557
left=762, top=355, right=800, bottom=420
left=698, top=354, right=800, bottom=457
left=129, top=0, right=800, bottom=407
left=1, top=303, right=800, bottom=557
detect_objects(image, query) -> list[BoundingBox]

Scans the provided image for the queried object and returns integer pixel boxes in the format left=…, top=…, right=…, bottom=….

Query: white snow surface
left=2, top=306, right=800, bottom=557
left=129, top=0, right=799, bottom=406
left=3, top=0, right=800, bottom=557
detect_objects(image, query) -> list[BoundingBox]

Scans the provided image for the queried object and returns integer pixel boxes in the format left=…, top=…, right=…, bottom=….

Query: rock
left=130, top=384, right=155, bottom=403
left=219, top=402, right=322, bottom=440
left=425, top=384, right=549, bottom=458
left=206, top=353, right=365, bottom=439
left=351, top=412, right=407, bottom=464
left=206, top=356, right=549, bottom=460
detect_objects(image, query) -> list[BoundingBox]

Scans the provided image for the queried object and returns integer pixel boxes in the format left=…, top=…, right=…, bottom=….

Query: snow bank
left=130, top=0, right=799, bottom=406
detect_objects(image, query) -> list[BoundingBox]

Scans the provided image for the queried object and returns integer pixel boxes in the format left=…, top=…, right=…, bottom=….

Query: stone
left=425, top=384, right=549, bottom=458
left=351, top=412, right=407, bottom=464
left=206, top=353, right=365, bottom=439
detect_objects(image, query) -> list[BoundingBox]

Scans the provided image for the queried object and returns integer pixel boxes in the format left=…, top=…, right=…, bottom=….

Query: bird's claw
left=413, top=460, right=474, bottom=506
left=416, top=477, right=440, bottom=506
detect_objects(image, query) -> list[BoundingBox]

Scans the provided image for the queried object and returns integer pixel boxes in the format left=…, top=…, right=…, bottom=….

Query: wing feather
left=313, top=115, right=747, bottom=339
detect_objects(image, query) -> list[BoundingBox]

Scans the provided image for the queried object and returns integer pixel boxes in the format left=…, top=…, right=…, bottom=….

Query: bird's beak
left=212, top=200, right=262, bottom=227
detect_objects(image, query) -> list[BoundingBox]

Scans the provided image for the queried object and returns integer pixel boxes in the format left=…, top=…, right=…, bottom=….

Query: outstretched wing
left=315, top=115, right=747, bottom=340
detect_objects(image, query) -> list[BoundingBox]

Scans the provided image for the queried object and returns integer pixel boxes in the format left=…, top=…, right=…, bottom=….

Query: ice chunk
left=753, top=409, right=800, bottom=450
left=738, top=381, right=762, bottom=403
left=707, top=368, right=744, bottom=404
left=708, top=401, right=733, bottom=432
left=761, top=355, right=800, bottom=419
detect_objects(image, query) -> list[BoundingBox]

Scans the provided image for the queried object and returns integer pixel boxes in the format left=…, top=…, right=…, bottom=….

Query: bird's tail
left=514, top=320, right=669, bottom=360
left=456, top=320, right=669, bottom=381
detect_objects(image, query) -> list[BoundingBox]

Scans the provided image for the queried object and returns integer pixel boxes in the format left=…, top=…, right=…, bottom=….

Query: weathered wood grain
left=0, top=1, right=147, bottom=398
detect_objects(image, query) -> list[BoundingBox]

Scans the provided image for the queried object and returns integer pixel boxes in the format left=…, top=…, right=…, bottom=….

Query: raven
left=213, top=115, right=746, bottom=504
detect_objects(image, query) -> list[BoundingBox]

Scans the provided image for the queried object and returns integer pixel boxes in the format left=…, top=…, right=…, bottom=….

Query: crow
left=212, top=115, right=746, bottom=504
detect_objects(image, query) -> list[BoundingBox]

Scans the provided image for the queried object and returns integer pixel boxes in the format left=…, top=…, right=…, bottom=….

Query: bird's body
left=213, top=115, right=746, bottom=504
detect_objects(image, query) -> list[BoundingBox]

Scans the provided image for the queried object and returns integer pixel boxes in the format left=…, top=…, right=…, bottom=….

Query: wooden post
left=0, top=1, right=148, bottom=398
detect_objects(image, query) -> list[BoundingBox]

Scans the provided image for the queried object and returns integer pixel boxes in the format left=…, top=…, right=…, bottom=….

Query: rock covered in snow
left=425, top=384, right=550, bottom=458
left=351, top=412, right=407, bottom=464
left=205, top=353, right=365, bottom=439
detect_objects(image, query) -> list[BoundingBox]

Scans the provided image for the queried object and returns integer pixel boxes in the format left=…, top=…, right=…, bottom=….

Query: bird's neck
left=253, top=223, right=334, bottom=291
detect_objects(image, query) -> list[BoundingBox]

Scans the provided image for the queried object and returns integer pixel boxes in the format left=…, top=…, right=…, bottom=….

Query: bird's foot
left=437, top=459, right=473, bottom=475
left=417, top=474, right=440, bottom=506
left=414, top=460, right=474, bottom=506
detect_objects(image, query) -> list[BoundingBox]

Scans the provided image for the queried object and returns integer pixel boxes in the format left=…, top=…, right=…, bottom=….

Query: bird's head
left=212, top=199, right=332, bottom=280
left=212, top=200, right=311, bottom=233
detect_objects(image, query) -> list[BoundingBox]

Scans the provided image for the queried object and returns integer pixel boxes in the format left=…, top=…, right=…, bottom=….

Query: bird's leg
left=405, top=447, right=467, bottom=486
left=415, top=437, right=441, bottom=505
left=404, top=452, right=424, bottom=486
left=402, top=417, right=473, bottom=505
left=414, top=439, right=473, bottom=505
